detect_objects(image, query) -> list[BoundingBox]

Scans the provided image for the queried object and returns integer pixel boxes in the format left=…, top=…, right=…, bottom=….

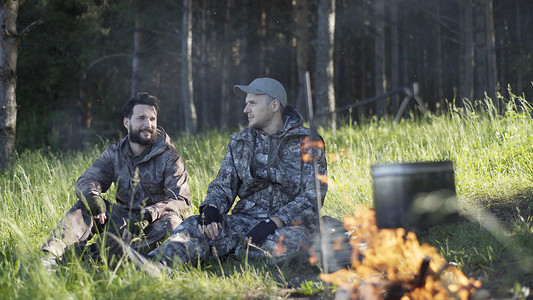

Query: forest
left=1, top=0, right=532, bottom=158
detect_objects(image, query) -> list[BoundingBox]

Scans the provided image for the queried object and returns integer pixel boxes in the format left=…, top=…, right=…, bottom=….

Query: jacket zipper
left=267, top=136, right=275, bottom=213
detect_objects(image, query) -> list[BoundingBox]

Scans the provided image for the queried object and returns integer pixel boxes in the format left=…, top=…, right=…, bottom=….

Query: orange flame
left=332, top=236, right=346, bottom=252
left=273, top=235, right=287, bottom=257
left=301, top=137, right=325, bottom=162
left=308, top=248, right=319, bottom=265
left=316, top=174, right=328, bottom=184
left=318, top=207, right=482, bottom=299
left=301, top=136, right=325, bottom=150
left=300, top=136, right=328, bottom=184
left=301, top=153, right=313, bottom=162
left=327, top=149, right=349, bottom=163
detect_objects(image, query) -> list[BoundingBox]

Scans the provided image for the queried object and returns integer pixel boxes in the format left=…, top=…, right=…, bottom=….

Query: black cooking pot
left=371, top=160, right=460, bottom=229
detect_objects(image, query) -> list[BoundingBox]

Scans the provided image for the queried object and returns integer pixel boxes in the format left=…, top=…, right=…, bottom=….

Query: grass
left=1, top=90, right=533, bottom=299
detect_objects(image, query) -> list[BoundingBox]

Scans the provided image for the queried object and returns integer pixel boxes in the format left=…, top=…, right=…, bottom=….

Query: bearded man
left=41, top=92, right=190, bottom=265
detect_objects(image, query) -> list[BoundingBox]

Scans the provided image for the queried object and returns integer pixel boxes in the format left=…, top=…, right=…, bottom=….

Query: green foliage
left=16, top=0, right=127, bottom=151
left=2, top=94, right=533, bottom=298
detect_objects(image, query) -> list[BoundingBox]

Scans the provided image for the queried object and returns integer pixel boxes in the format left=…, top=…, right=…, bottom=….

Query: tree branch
left=17, top=20, right=44, bottom=43
left=86, top=53, right=132, bottom=70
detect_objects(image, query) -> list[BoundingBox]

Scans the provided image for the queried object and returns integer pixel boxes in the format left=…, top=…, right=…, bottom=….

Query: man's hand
left=95, top=213, right=107, bottom=225
left=129, top=210, right=152, bottom=236
left=121, top=227, right=133, bottom=241
left=86, top=193, right=107, bottom=224
left=243, top=219, right=278, bottom=246
left=197, top=205, right=223, bottom=240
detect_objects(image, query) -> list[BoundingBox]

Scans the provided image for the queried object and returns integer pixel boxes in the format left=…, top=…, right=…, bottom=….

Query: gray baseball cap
left=233, top=77, right=287, bottom=107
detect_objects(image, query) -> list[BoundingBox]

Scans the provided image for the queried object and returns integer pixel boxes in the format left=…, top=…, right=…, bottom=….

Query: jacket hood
left=281, top=106, right=304, bottom=132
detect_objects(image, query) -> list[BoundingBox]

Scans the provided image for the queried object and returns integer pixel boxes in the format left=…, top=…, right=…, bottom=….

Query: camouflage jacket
left=201, top=106, right=327, bottom=230
left=75, top=127, right=190, bottom=220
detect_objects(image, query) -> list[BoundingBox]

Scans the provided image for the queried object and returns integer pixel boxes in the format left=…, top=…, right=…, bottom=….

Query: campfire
left=313, top=207, right=482, bottom=299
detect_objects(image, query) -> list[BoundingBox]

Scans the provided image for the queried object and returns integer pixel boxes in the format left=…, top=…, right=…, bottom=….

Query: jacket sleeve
left=146, top=150, right=191, bottom=220
left=75, top=145, right=116, bottom=199
left=273, top=137, right=328, bottom=227
left=200, top=142, right=241, bottom=215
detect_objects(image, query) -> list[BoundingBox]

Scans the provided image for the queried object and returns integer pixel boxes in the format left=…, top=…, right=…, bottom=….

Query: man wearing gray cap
left=112, top=77, right=327, bottom=268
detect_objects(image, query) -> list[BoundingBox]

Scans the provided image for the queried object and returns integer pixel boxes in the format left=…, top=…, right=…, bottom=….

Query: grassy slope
left=1, top=96, right=533, bottom=299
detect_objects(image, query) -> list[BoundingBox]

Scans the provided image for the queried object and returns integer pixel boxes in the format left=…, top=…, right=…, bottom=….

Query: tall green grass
left=1, top=92, right=533, bottom=299
left=321, top=93, right=533, bottom=218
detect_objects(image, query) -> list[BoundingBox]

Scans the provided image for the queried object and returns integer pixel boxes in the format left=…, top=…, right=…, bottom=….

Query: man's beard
left=129, top=125, right=157, bottom=145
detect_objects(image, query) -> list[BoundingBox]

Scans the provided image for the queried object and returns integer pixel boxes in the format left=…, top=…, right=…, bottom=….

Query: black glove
left=246, top=220, right=278, bottom=246
left=129, top=210, right=152, bottom=236
left=85, top=193, right=106, bottom=216
left=199, top=205, right=222, bottom=227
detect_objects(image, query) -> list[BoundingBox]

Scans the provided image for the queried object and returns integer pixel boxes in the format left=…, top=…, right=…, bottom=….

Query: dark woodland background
left=14, top=0, right=533, bottom=151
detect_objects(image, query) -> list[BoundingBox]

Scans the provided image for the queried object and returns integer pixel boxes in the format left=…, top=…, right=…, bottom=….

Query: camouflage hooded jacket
left=75, top=127, right=190, bottom=220
left=201, top=106, right=327, bottom=230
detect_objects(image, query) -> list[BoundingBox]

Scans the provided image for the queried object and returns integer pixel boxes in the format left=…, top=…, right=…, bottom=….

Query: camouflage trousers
left=42, top=199, right=182, bottom=257
left=148, top=214, right=313, bottom=266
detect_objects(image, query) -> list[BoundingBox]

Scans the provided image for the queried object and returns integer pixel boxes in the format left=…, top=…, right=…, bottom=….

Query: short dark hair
left=123, top=92, right=160, bottom=119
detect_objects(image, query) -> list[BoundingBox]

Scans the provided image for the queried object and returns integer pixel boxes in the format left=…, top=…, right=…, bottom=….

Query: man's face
left=243, top=94, right=275, bottom=131
left=124, top=104, right=158, bottom=145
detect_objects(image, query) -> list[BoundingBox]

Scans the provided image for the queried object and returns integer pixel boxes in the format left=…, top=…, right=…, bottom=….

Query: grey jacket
left=75, top=127, right=190, bottom=220
left=201, top=106, right=327, bottom=230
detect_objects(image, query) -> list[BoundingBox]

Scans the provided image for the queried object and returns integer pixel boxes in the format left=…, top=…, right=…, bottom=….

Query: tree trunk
left=514, top=0, right=523, bottom=94
left=484, top=0, right=497, bottom=107
left=200, top=0, right=210, bottom=130
left=258, top=3, right=267, bottom=76
left=373, top=0, right=386, bottom=118
left=435, top=0, right=444, bottom=111
left=462, top=0, right=474, bottom=102
left=457, top=2, right=463, bottom=104
left=237, top=0, right=249, bottom=128
left=0, top=0, right=19, bottom=171
left=294, top=0, right=309, bottom=117
left=219, top=0, right=232, bottom=130
left=360, top=39, right=368, bottom=116
left=239, top=0, right=249, bottom=85
left=402, top=6, right=410, bottom=100
left=473, top=0, right=487, bottom=101
left=314, top=0, right=336, bottom=132
left=131, top=0, right=146, bottom=96
left=181, top=0, right=197, bottom=134
left=498, top=11, right=508, bottom=101
left=390, top=0, right=399, bottom=114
